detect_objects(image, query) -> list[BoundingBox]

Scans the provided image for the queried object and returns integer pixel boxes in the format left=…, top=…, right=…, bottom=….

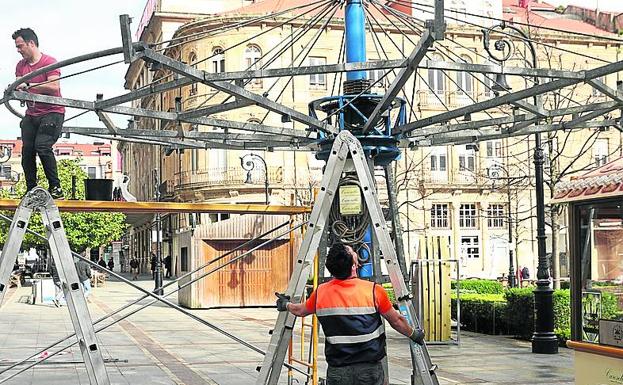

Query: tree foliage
left=0, top=159, right=126, bottom=252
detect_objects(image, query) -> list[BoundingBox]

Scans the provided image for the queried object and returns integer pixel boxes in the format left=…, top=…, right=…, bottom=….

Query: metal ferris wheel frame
left=0, top=0, right=621, bottom=153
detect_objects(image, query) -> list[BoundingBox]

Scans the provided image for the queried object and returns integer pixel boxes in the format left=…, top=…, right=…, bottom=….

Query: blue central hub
left=345, top=0, right=367, bottom=81
left=310, top=0, right=402, bottom=167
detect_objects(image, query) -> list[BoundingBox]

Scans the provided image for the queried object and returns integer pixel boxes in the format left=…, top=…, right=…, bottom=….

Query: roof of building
left=552, top=157, right=623, bottom=203
left=502, top=0, right=615, bottom=36
left=221, top=0, right=402, bottom=19
left=223, top=0, right=616, bottom=37
left=0, top=140, right=111, bottom=157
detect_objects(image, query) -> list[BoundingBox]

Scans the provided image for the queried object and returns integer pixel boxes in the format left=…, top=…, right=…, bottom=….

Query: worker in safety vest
left=277, top=242, right=424, bottom=385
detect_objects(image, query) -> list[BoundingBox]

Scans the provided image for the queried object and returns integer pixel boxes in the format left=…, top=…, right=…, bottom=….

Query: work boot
left=49, top=186, right=64, bottom=200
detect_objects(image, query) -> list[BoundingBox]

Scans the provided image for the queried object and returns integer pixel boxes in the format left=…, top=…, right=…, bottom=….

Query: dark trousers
left=20, top=113, right=64, bottom=190
left=326, top=361, right=384, bottom=385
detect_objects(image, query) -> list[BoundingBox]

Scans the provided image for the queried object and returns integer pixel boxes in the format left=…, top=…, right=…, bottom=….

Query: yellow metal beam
left=0, top=199, right=311, bottom=215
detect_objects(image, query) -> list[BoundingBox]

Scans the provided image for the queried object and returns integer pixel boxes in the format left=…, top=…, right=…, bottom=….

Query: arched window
left=456, top=55, right=473, bottom=96
left=188, top=52, right=198, bottom=96
left=244, top=45, right=263, bottom=87
left=211, top=47, right=225, bottom=73
left=427, top=54, right=444, bottom=95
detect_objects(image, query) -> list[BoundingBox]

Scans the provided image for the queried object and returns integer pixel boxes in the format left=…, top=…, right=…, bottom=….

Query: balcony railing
left=174, top=166, right=283, bottom=191
left=420, top=169, right=481, bottom=185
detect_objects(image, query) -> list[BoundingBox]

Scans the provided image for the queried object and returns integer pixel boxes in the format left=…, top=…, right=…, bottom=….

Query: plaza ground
left=0, top=274, right=574, bottom=385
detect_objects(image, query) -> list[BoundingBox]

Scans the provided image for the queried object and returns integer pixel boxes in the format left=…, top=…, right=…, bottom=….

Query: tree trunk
left=551, top=206, right=560, bottom=289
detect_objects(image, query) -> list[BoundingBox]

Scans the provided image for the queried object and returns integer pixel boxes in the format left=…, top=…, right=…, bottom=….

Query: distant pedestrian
left=150, top=253, right=157, bottom=280
left=97, top=257, right=106, bottom=272
left=164, top=255, right=171, bottom=278
left=50, top=263, right=65, bottom=307
left=521, top=266, right=530, bottom=287
left=119, top=250, right=125, bottom=272
left=107, top=258, right=114, bottom=272
left=75, top=258, right=92, bottom=301
left=130, top=256, right=139, bottom=281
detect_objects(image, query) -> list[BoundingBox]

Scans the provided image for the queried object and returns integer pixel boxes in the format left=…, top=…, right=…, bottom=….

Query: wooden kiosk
left=553, top=159, right=623, bottom=384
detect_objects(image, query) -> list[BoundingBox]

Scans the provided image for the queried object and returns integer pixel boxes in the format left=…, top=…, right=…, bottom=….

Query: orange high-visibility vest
left=314, top=278, right=386, bottom=367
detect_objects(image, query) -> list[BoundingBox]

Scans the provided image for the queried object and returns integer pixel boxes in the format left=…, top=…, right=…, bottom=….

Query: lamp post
left=504, top=167, right=516, bottom=288
left=240, top=153, right=269, bottom=205
left=153, top=169, right=164, bottom=295
left=483, top=24, right=558, bottom=354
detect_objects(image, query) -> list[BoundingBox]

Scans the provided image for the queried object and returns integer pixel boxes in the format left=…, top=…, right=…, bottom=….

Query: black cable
left=369, top=2, right=505, bottom=123
left=259, top=3, right=342, bottom=125
left=22, top=60, right=123, bottom=90
left=137, top=0, right=334, bottom=116
left=330, top=30, right=346, bottom=98
left=382, top=1, right=589, bottom=112
left=364, top=3, right=455, bottom=121
left=330, top=174, right=370, bottom=245
left=153, top=0, right=330, bottom=50
left=179, top=0, right=337, bottom=117
left=388, top=0, right=613, bottom=63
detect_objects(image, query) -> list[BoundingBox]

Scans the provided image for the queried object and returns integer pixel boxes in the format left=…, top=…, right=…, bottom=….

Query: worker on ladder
left=277, top=243, right=425, bottom=385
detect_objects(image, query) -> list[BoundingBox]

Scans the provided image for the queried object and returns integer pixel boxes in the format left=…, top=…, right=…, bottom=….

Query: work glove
left=409, top=328, right=425, bottom=345
left=275, top=292, right=291, bottom=312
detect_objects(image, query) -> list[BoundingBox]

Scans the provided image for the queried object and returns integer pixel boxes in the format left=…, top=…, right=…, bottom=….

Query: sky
left=552, top=0, right=623, bottom=13
left=0, top=0, right=147, bottom=141
left=0, top=0, right=621, bottom=143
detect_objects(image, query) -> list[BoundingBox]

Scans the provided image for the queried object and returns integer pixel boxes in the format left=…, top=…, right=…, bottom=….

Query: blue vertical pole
left=358, top=229, right=374, bottom=277
left=345, top=0, right=367, bottom=81
left=346, top=0, right=373, bottom=276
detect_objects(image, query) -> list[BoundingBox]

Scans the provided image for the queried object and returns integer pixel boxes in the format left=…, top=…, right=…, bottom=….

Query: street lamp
left=240, top=153, right=269, bottom=205
left=483, top=24, right=558, bottom=354
left=0, top=145, right=13, bottom=164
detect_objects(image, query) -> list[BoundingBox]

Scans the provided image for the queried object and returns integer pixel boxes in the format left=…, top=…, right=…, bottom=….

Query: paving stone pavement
left=0, top=274, right=575, bottom=385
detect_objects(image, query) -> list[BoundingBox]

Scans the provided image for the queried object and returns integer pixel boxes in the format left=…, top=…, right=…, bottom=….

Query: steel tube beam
left=9, top=91, right=308, bottom=139
left=424, top=119, right=618, bottom=145
left=397, top=59, right=623, bottom=134
left=588, top=79, right=623, bottom=103
left=89, top=60, right=587, bottom=112
left=0, top=199, right=311, bottom=215
left=62, top=126, right=313, bottom=145
left=177, top=100, right=253, bottom=119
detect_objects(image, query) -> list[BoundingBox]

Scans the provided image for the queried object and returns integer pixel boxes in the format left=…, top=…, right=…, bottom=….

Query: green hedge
left=451, top=279, right=504, bottom=294
left=451, top=294, right=508, bottom=334
left=455, top=288, right=620, bottom=343
left=502, top=288, right=573, bottom=342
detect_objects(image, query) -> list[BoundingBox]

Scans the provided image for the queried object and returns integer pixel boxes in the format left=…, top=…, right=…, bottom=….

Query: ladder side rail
left=347, top=135, right=439, bottom=385
left=256, top=134, right=351, bottom=385
left=41, top=203, right=111, bottom=385
left=0, top=204, right=34, bottom=306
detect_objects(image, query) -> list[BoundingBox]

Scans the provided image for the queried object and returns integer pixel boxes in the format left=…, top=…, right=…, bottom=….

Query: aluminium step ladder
left=0, top=188, right=110, bottom=385
left=255, top=131, right=439, bottom=385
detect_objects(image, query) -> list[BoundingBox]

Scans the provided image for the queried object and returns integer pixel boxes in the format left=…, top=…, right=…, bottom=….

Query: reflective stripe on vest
left=325, top=324, right=386, bottom=344
left=316, top=306, right=377, bottom=316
